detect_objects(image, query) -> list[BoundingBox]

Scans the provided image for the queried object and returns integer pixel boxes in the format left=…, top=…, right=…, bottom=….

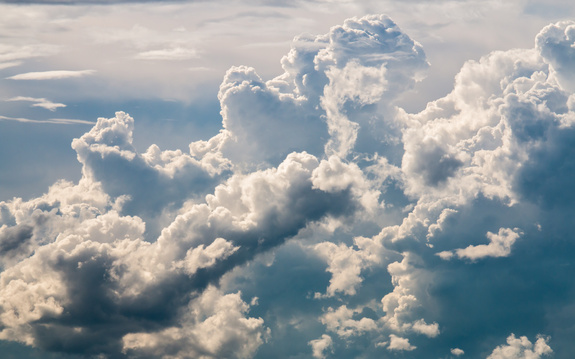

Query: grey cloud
left=0, top=225, right=33, bottom=258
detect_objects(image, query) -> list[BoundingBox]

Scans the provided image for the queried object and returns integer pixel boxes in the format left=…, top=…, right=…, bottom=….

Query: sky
left=1, top=0, right=575, bottom=358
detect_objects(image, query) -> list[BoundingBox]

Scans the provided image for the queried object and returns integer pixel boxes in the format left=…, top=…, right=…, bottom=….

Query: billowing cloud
left=7, top=70, right=96, bottom=80
left=387, top=334, right=416, bottom=351
left=2, top=12, right=575, bottom=359
left=487, top=334, right=552, bottom=359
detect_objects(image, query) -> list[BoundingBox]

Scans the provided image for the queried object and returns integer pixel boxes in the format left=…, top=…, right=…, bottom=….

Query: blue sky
left=1, top=1, right=575, bottom=358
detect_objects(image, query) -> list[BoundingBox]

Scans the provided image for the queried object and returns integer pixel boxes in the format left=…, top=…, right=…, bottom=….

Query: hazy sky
left=1, top=0, right=575, bottom=358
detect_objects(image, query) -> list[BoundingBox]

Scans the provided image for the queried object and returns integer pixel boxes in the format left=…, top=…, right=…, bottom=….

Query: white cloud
left=135, top=47, right=198, bottom=60
left=487, top=334, right=552, bottom=359
left=387, top=334, right=416, bottom=351
left=0, top=115, right=94, bottom=125
left=451, top=348, right=465, bottom=356
left=3, top=9, right=575, bottom=359
left=0, top=61, right=21, bottom=70
left=6, top=96, right=66, bottom=111
left=122, top=286, right=266, bottom=359
left=438, top=228, right=522, bottom=261
left=0, top=43, right=59, bottom=63
left=536, top=20, right=575, bottom=92
left=321, top=305, right=378, bottom=338
left=412, top=319, right=439, bottom=338
left=180, top=237, right=239, bottom=275
left=7, top=70, right=96, bottom=80
left=309, top=334, right=333, bottom=359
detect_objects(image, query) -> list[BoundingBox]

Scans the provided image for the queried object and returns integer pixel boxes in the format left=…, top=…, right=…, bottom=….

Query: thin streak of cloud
left=0, top=115, right=95, bottom=125
left=6, top=96, right=66, bottom=111
left=0, top=44, right=60, bottom=63
left=0, top=62, right=22, bottom=70
left=6, top=69, right=96, bottom=80
left=134, top=47, right=198, bottom=60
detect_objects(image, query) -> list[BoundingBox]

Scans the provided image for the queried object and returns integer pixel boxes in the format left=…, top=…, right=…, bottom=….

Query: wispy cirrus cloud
left=135, top=47, right=198, bottom=60
left=0, top=61, right=21, bottom=70
left=0, top=44, right=59, bottom=63
left=6, top=96, right=66, bottom=111
left=6, top=69, right=96, bottom=80
left=0, top=115, right=94, bottom=125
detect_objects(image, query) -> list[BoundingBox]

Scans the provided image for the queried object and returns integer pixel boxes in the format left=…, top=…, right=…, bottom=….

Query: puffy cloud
left=411, top=319, right=440, bottom=338
left=387, top=334, right=416, bottom=351
left=180, top=237, right=239, bottom=276
left=0, top=119, right=365, bottom=356
left=214, top=14, right=427, bottom=166
left=487, top=334, right=552, bottom=359
left=4, top=12, right=575, bottom=359
left=437, top=227, right=522, bottom=261
left=536, top=21, right=575, bottom=92
left=320, top=305, right=378, bottom=338
left=71, top=111, right=228, bottom=223
left=313, top=238, right=381, bottom=297
left=309, top=334, right=333, bottom=359
left=122, top=286, right=266, bottom=359
left=451, top=348, right=464, bottom=356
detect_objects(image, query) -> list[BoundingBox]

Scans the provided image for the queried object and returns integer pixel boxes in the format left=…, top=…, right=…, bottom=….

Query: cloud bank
left=1, top=13, right=575, bottom=359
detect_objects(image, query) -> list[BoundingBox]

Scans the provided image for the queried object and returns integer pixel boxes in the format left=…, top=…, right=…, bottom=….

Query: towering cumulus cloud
left=1, top=14, right=575, bottom=358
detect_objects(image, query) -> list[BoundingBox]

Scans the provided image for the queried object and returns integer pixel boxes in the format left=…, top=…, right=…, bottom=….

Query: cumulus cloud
left=2, top=12, right=575, bottom=359
left=487, top=334, right=552, bottom=359
left=7, top=69, right=96, bottom=80
left=437, top=227, right=522, bottom=261
left=122, top=286, right=266, bottom=359
left=214, top=14, right=428, bottom=166
left=309, top=334, right=333, bottom=359
left=387, top=334, right=416, bottom=351
left=451, top=348, right=464, bottom=356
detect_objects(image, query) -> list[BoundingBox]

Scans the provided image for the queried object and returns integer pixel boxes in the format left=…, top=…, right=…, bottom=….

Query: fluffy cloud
left=122, top=286, right=266, bottom=359
left=309, top=334, right=333, bottom=359
left=487, top=334, right=552, bottom=359
left=451, top=348, right=464, bottom=356
left=213, top=14, right=427, bottom=166
left=2, top=13, right=575, bottom=359
left=437, top=227, right=522, bottom=260
left=387, top=334, right=416, bottom=351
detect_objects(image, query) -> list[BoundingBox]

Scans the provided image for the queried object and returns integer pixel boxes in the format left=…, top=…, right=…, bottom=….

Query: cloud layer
left=1, top=13, right=575, bottom=359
